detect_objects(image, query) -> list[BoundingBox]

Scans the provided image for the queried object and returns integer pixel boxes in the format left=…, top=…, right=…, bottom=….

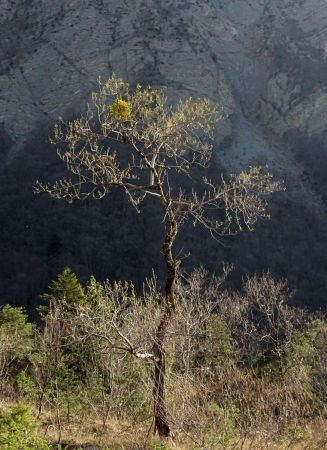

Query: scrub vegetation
left=0, top=77, right=326, bottom=449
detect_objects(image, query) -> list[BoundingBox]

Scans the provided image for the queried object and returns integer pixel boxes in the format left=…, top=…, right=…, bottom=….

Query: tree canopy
left=35, top=75, right=282, bottom=237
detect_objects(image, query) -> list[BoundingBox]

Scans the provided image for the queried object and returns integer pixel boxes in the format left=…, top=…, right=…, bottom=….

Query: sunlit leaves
left=110, top=99, right=132, bottom=121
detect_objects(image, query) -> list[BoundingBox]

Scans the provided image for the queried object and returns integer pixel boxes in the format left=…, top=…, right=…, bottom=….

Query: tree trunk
left=153, top=315, right=171, bottom=437
left=152, top=214, right=178, bottom=437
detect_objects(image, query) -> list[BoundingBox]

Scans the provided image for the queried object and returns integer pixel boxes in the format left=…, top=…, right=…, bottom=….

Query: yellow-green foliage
left=0, top=305, right=34, bottom=358
left=0, top=404, right=50, bottom=450
left=110, top=99, right=132, bottom=120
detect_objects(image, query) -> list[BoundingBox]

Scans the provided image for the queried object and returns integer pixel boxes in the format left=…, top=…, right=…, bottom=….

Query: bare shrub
left=4, top=267, right=325, bottom=448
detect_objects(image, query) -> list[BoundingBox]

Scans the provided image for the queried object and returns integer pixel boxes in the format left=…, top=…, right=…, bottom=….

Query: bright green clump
left=110, top=98, right=132, bottom=120
left=0, top=404, right=50, bottom=450
left=41, top=267, right=85, bottom=312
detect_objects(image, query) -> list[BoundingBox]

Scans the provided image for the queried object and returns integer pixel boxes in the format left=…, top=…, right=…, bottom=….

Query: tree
left=41, top=267, right=84, bottom=312
left=34, top=268, right=87, bottom=423
left=0, top=305, right=34, bottom=395
left=35, top=75, right=283, bottom=437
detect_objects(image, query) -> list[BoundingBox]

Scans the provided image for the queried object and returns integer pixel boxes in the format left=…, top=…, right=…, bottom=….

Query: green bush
left=0, top=403, right=50, bottom=450
left=0, top=305, right=34, bottom=395
left=0, top=304, right=34, bottom=359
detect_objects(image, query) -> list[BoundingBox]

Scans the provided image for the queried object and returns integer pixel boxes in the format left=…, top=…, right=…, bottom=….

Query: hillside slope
left=1, top=0, right=327, bottom=308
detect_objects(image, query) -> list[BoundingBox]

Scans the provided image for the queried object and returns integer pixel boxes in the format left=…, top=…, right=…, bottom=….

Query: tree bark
left=152, top=213, right=178, bottom=437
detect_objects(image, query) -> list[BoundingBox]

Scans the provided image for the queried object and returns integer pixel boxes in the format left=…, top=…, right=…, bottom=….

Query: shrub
left=0, top=403, right=50, bottom=450
left=0, top=305, right=34, bottom=395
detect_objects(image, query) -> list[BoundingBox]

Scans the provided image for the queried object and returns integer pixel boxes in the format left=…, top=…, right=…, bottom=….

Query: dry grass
left=35, top=411, right=327, bottom=450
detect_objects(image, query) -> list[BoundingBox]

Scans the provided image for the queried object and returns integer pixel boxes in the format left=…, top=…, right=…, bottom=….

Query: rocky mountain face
left=1, top=0, right=327, bottom=309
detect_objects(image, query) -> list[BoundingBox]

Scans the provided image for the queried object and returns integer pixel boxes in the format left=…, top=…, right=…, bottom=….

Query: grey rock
left=0, top=0, right=326, bottom=171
